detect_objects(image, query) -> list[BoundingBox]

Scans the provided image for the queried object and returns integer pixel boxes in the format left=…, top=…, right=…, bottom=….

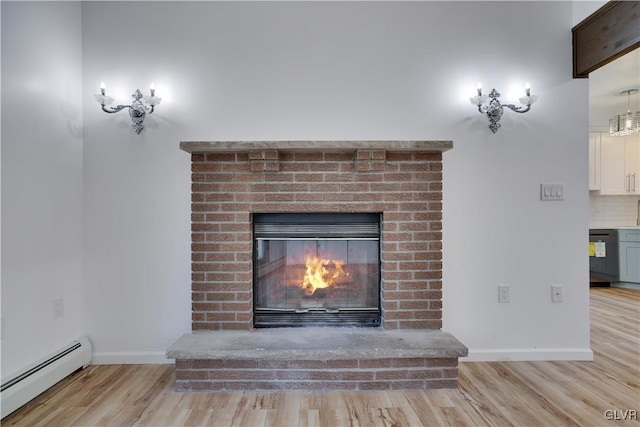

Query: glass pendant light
left=609, top=89, right=639, bottom=136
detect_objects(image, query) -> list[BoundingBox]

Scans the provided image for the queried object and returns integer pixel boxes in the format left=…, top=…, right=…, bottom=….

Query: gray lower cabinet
left=619, top=229, right=640, bottom=284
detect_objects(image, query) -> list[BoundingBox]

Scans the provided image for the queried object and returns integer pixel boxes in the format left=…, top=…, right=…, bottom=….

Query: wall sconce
left=94, top=82, right=161, bottom=134
left=470, top=83, right=537, bottom=133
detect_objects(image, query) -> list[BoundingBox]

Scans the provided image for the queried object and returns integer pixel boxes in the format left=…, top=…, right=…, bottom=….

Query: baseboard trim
left=92, top=351, right=172, bottom=365
left=461, top=348, right=594, bottom=362
left=612, top=282, right=640, bottom=291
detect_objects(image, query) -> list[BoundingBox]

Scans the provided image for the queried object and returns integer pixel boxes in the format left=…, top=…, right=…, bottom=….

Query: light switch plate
left=498, top=285, right=510, bottom=303
left=541, top=184, right=564, bottom=201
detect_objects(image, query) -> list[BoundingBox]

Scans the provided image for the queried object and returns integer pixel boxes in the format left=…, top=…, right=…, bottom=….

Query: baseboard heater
left=1, top=336, right=92, bottom=419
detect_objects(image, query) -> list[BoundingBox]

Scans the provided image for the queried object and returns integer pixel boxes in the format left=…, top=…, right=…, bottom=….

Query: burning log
left=299, top=256, right=350, bottom=296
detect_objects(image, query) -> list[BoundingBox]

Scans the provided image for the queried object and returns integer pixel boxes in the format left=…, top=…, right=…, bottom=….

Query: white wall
left=80, top=1, right=591, bottom=363
left=1, top=1, right=84, bottom=376
left=572, top=0, right=607, bottom=26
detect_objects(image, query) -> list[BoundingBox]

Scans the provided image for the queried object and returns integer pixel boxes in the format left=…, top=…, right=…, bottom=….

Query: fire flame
left=300, top=256, right=348, bottom=296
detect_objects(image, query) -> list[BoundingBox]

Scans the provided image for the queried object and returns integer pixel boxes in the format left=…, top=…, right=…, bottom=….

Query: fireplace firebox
left=253, top=213, right=381, bottom=327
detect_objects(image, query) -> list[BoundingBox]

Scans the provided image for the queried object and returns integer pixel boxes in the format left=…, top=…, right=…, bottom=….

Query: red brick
left=385, top=152, right=414, bottom=162
left=225, top=381, right=258, bottom=390
left=295, top=193, right=325, bottom=202
left=193, top=360, right=225, bottom=369
left=225, top=359, right=257, bottom=369
left=192, top=302, right=221, bottom=312
left=415, top=271, right=442, bottom=280
left=308, top=371, right=342, bottom=381
left=235, top=312, right=252, bottom=322
left=398, top=300, right=430, bottom=310
left=443, top=368, right=459, bottom=378
left=258, top=360, right=291, bottom=369
left=325, top=152, right=353, bottom=162
left=359, top=381, right=391, bottom=390
left=204, top=253, right=234, bottom=262
left=398, top=320, right=442, bottom=329
left=392, top=358, right=427, bottom=368
left=383, top=301, right=399, bottom=311
left=326, top=359, right=359, bottom=369
left=309, top=162, right=340, bottom=172
left=176, top=370, right=209, bottom=380
left=175, top=360, right=192, bottom=369
left=356, top=162, right=371, bottom=172
left=285, top=360, right=324, bottom=369
left=359, top=359, right=393, bottom=368
left=221, top=301, right=251, bottom=311
left=205, top=312, right=235, bottom=322
left=411, top=369, right=443, bottom=379
left=293, top=152, right=324, bottom=161
left=426, top=358, right=458, bottom=368
left=384, top=311, right=413, bottom=320
left=429, top=300, right=443, bottom=309
left=265, top=193, right=295, bottom=202
left=375, top=369, right=409, bottom=380
left=383, top=320, right=399, bottom=329
left=223, top=322, right=252, bottom=330
left=256, top=381, right=292, bottom=390
left=192, top=322, right=218, bottom=330
left=243, top=370, right=277, bottom=380
left=341, top=371, right=375, bottom=381
left=356, top=150, right=371, bottom=160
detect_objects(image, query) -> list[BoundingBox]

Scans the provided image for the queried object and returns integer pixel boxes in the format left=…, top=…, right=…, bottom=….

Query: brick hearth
left=167, top=328, right=467, bottom=391
left=168, top=140, right=467, bottom=391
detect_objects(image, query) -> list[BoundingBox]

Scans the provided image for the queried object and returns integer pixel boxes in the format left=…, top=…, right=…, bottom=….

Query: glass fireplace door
left=253, top=214, right=381, bottom=327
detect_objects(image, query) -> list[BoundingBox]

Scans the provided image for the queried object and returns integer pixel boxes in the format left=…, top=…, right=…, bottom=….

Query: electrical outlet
left=53, top=298, right=64, bottom=319
left=551, top=285, right=563, bottom=303
left=498, top=285, right=510, bottom=303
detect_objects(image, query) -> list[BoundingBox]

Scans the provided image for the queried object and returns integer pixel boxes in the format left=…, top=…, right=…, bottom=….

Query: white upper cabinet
left=589, top=132, right=601, bottom=191
left=626, top=134, right=640, bottom=193
left=598, top=133, right=640, bottom=195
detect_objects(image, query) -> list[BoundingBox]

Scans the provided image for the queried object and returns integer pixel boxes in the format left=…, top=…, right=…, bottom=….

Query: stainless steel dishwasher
left=589, top=229, right=619, bottom=282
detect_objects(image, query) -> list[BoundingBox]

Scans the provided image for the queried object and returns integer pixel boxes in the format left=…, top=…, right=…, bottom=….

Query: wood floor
left=3, top=288, right=639, bottom=426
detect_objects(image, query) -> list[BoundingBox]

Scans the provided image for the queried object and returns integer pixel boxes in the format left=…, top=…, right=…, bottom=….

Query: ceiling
left=589, top=49, right=640, bottom=131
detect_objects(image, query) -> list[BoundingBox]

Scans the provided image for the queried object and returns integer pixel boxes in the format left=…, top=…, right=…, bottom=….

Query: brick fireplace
left=167, top=140, right=467, bottom=391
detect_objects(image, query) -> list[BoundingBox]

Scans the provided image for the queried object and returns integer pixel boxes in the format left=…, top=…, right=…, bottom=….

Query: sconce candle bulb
left=94, top=82, right=161, bottom=134
left=470, top=83, right=537, bottom=133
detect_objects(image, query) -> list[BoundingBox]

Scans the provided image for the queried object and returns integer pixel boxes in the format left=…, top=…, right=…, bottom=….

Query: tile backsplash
left=589, top=194, right=640, bottom=228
